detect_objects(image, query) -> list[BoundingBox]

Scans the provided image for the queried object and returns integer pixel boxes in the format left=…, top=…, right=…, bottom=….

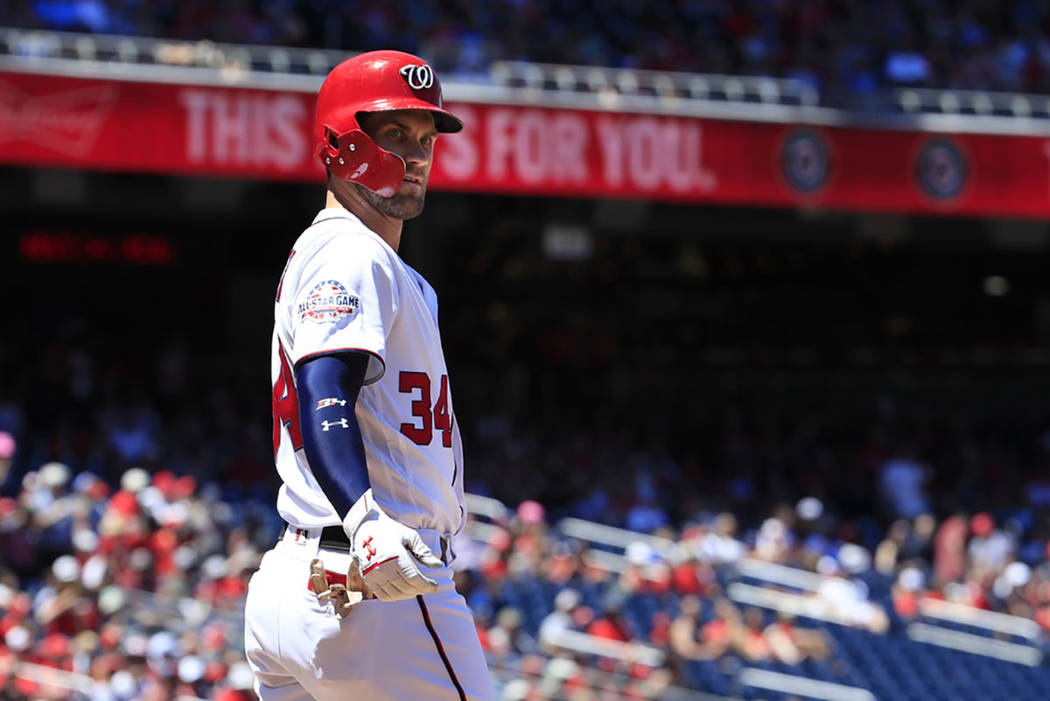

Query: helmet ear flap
left=319, top=125, right=407, bottom=198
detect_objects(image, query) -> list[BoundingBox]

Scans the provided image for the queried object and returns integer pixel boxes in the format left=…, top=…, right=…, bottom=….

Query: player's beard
left=354, top=180, right=426, bottom=220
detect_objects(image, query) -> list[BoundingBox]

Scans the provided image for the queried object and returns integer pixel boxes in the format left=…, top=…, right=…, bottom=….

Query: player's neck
left=325, top=190, right=403, bottom=252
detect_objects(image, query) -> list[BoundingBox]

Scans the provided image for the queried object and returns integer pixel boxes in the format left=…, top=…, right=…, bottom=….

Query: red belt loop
left=307, top=569, right=376, bottom=600
left=307, top=570, right=348, bottom=591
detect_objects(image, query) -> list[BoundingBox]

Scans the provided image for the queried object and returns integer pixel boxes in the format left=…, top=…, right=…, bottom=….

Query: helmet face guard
left=314, top=51, right=463, bottom=196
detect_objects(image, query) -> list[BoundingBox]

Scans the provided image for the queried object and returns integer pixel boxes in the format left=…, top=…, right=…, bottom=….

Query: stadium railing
left=905, top=593, right=1045, bottom=666
left=487, top=657, right=726, bottom=701
left=488, top=59, right=818, bottom=107
left=734, top=557, right=834, bottom=595
left=541, top=628, right=665, bottom=667
left=737, top=668, right=875, bottom=701
left=725, top=583, right=886, bottom=630
left=905, top=622, right=1042, bottom=667
left=893, top=86, right=1050, bottom=119
left=917, top=597, right=1042, bottom=641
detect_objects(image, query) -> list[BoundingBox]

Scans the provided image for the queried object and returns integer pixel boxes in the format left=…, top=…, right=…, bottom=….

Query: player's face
left=355, top=110, right=438, bottom=220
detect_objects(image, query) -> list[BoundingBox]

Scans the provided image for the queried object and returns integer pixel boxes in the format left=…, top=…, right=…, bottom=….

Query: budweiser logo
left=0, top=79, right=119, bottom=156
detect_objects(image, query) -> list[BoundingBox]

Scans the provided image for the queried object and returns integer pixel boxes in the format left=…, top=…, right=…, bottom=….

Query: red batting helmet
left=315, top=50, right=463, bottom=197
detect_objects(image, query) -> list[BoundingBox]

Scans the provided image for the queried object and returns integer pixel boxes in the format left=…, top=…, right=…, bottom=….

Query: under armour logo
left=322, top=418, right=349, bottom=431
left=316, top=397, right=347, bottom=410
left=363, top=536, right=376, bottom=559
left=399, top=64, right=434, bottom=91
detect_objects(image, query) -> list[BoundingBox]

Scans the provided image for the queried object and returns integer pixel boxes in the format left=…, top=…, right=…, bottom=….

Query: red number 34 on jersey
left=271, top=355, right=452, bottom=456
left=398, top=370, right=453, bottom=448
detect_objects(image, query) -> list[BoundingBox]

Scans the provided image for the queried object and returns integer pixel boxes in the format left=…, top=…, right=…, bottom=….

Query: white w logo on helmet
left=399, top=64, right=434, bottom=91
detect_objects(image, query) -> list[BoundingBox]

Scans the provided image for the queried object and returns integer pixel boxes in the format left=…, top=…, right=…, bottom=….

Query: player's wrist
left=341, top=488, right=378, bottom=544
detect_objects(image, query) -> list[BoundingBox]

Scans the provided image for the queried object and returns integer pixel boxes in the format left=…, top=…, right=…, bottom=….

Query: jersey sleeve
left=288, top=234, right=396, bottom=384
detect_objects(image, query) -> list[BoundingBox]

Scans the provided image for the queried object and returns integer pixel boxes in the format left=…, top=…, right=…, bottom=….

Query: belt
left=281, top=522, right=353, bottom=551
left=319, top=525, right=352, bottom=552
left=283, top=522, right=453, bottom=565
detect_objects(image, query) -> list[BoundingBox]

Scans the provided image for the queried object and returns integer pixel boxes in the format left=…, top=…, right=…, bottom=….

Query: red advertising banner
left=2, top=70, right=1050, bottom=218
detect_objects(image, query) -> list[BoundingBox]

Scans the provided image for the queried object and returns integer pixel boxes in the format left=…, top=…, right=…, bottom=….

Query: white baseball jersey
left=270, top=207, right=465, bottom=539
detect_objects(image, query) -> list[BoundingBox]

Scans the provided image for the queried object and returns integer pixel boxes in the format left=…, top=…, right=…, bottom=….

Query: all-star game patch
left=298, top=280, right=361, bottom=323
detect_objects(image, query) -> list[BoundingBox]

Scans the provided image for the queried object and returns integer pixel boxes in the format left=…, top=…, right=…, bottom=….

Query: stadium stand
left=3, top=429, right=1050, bottom=699
left=7, top=0, right=1050, bottom=103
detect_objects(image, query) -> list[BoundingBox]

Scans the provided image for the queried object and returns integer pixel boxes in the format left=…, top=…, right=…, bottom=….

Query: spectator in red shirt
left=734, top=606, right=773, bottom=662
left=669, top=595, right=727, bottom=664
left=587, top=600, right=633, bottom=643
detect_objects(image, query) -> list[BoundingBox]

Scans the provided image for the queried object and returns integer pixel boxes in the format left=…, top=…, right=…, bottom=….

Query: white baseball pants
left=244, top=527, right=495, bottom=701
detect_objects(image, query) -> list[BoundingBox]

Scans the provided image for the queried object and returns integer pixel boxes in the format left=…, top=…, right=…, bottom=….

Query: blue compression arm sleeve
left=294, top=352, right=372, bottom=517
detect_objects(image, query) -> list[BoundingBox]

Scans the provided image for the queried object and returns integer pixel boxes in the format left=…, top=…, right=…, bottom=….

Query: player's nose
left=402, top=138, right=429, bottom=167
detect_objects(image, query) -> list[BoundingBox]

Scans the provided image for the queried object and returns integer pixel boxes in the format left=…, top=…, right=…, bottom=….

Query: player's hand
left=342, top=489, right=443, bottom=601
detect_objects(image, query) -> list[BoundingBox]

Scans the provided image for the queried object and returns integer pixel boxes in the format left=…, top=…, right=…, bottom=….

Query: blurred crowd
left=453, top=488, right=1050, bottom=698
left=0, top=452, right=276, bottom=699
left=2, top=413, right=1049, bottom=697
left=5, top=1, right=1050, bottom=99
left=2, top=273, right=1050, bottom=695
left=0, top=309, right=277, bottom=697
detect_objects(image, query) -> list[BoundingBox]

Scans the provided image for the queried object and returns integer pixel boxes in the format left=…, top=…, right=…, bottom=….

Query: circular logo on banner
left=780, top=130, right=830, bottom=194
left=298, top=280, right=360, bottom=323
left=399, top=64, right=434, bottom=91
left=916, top=139, right=967, bottom=200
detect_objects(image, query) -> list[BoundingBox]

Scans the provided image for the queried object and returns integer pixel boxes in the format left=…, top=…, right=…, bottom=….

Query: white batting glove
left=342, top=489, right=443, bottom=601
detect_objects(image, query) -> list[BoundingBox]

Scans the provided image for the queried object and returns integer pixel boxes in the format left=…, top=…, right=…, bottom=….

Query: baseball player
left=243, top=50, right=494, bottom=701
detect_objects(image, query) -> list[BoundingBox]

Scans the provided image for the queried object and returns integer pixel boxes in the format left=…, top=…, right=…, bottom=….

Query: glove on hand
left=342, top=489, right=443, bottom=601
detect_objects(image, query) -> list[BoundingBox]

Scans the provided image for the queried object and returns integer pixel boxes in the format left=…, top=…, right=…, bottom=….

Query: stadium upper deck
left=6, top=0, right=1050, bottom=123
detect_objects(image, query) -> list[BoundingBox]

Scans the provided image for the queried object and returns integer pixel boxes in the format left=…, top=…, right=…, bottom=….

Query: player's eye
left=386, top=128, right=402, bottom=140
